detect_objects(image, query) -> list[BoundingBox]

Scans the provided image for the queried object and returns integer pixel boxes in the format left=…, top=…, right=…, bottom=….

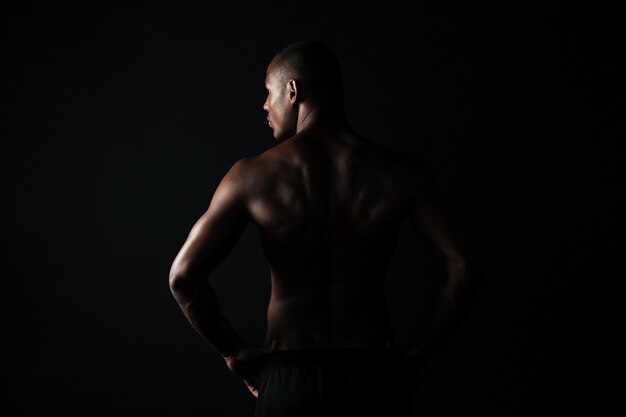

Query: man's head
left=263, top=40, right=344, bottom=142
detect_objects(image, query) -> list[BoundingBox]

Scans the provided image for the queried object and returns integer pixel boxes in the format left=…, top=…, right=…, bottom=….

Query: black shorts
left=250, top=347, right=414, bottom=417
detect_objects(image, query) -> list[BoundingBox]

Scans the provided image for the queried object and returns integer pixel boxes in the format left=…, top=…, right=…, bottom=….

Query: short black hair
left=272, top=40, right=344, bottom=105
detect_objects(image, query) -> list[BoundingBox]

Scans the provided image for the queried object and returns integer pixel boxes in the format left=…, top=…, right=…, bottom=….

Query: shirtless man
left=169, top=41, right=481, bottom=416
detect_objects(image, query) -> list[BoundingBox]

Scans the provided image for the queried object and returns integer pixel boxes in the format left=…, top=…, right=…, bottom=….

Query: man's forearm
left=408, top=260, right=482, bottom=363
left=170, top=277, right=245, bottom=359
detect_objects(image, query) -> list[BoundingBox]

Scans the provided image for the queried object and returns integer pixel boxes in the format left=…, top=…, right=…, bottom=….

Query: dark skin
left=169, top=56, right=481, bottom=399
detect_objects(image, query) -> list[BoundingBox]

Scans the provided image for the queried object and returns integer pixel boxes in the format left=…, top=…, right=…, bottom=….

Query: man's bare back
left=247, top=128, right=418, bottom=351
left=169, top=41, right=479, bottom=407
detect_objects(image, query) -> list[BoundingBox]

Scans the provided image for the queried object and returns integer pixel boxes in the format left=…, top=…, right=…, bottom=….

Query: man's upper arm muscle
left=169, top=158, right=252, bottom=281
left=408, top=160, right=471, bottom=265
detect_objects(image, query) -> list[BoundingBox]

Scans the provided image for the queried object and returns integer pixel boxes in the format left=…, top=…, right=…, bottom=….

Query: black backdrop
left=2, top=1, right=621, bottom=416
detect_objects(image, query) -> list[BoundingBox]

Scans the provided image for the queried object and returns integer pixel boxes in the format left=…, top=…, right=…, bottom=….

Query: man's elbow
left=168, top=261, right=181, bottom=288
left=168, top=272, right=184, bottom=293
left=448, top=256, right=483, bottom=286
left=168, top=264, right=194, bottom=300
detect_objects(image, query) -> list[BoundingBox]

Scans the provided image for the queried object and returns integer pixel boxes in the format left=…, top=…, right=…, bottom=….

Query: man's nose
left=263, top=101, right=268, bottom=112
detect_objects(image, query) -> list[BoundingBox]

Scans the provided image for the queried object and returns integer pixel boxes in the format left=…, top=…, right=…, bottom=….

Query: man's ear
left=288, top=79, right=298, bottom=104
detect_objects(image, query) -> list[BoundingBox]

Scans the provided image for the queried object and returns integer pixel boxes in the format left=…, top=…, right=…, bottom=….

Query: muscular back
left=245, top=129, right=417, bottom=350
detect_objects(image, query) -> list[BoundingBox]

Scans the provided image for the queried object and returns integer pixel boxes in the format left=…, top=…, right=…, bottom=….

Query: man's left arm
left=404, top=160, right=484, bottom=377
left=168, top=158, right=252, bottom=360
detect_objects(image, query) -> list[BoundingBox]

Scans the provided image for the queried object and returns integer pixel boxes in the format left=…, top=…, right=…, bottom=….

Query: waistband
left=256, top=346, right=405, bottom=369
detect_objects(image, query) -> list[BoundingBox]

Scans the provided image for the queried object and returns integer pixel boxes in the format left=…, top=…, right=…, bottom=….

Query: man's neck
left=296, top=105, right=348, bottom=134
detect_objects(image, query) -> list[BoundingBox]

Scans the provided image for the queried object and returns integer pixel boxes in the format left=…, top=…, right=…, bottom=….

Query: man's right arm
left=404, top=158, right=483, bottom=370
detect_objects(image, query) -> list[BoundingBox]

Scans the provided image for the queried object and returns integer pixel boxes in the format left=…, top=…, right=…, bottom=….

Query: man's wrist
left=404, top=340, right=436, bottom=363
left=221, top=336, right=248, bottom=360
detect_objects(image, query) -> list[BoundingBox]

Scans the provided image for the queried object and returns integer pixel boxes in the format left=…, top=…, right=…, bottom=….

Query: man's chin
left=273, top=129, right=296, bottom=143
left=273, top=130, right=286, bottom=142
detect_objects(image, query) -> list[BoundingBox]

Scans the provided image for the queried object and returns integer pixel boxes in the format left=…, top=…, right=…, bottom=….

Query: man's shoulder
left=238, top=149, right=282, bottom=172
left=358, top=137, right=415, bottom=163
left=227, top=152, right=277, bottom=191
left=381, top=148, right=437, bottom=190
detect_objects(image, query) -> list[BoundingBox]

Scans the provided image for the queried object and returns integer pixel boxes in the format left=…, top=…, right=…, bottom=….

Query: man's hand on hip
left=223, top=339, right=279, bottom=398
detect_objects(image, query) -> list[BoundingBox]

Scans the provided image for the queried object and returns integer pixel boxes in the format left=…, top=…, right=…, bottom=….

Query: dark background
left=2, top=1, right=621, bottom=416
